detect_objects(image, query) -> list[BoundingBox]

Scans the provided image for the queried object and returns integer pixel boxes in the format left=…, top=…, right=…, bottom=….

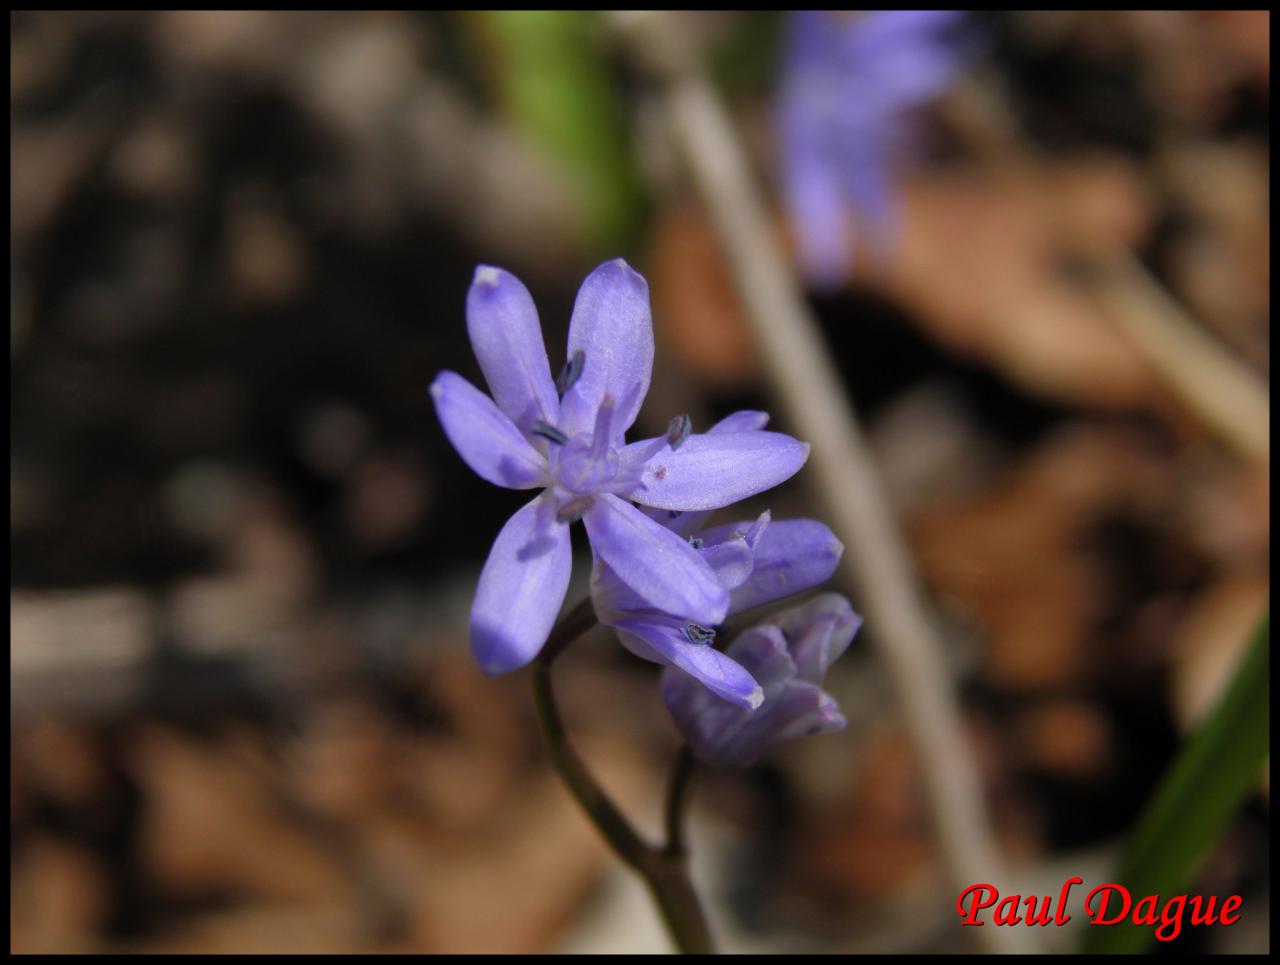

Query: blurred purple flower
left=592, top=410, right=843, bottom=709
left=661, top=593, right=861, bottom=767
left=431, top=260, right=810, bottom=675
left=778, top=10, right=969, bottom=288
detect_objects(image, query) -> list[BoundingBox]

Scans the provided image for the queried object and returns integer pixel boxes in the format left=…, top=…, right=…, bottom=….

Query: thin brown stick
left=1088, top=252, right=1270, bottom=464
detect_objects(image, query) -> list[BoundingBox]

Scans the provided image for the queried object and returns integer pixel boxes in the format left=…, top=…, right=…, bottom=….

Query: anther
left=531, top=420, right=569, bottom=445
left=687, top=536, right=703, bottom=550
left=681, top=622, right=716, bottom=645
left=667, top=413, right=692, bottom=450
left=556, top=350, right=585, bottom=397
left=667, top=510, right=682, bottom=519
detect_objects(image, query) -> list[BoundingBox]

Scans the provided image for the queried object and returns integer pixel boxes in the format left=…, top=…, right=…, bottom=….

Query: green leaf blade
left=1083, top=613, right=1269, bottom=954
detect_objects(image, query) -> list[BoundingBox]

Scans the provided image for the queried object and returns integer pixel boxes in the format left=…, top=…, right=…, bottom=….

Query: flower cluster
left=433, top=259, right=858, bottom=765
left=778, top=10, right=970, bottom=289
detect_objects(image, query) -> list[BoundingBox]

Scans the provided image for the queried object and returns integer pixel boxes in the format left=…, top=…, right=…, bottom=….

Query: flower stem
left=664, top=746, right=695, bottom=858
left=532, top=603, right=715, bottom=953
left=532, top=654, right=650, bottom=869
left=639, top=854, right=715, bottom=954
left=540, top=595, right=599, bottom=665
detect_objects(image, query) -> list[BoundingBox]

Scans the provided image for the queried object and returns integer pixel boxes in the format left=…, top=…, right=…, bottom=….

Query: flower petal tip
left=472, top=265, right=504, bottom=288
left=829, top=532, right=845, bottom=563
left=471, top=634, right=523, bottom=677
left=471, top=622, right=542, bottom=677
left=597, top=257, right=647, bottom=290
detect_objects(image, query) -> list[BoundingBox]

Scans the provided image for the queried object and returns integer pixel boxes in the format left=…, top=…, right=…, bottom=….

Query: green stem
left=532, top=653, right=650, bottom=869
left=640, top=853, right=716, bottom=954
left=540, top=595, right=599, bottom=665
left=532, top=602, right=716, bottom=953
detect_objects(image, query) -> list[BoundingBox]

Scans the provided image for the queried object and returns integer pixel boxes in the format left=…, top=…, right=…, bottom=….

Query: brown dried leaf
left=1010, top=699, right=1114, bottom=781
left=1169, top=573, right=1269, bottom=732
left=878, top=171, right=1160, bottom=410
left=10, top=837, right=108, bottom=954
left=793, top=723, right=933, bottom=903
left=388, top=731, right=658, bottom=953
left=909, top=425, right=1174, bottom=691
left=649, top=202, right=763, bottom=387
left=129, top=725, right=347, bottom=902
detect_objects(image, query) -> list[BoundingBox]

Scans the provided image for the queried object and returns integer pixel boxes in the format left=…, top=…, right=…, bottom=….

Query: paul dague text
left=957, top=878, right=1242, bottom=943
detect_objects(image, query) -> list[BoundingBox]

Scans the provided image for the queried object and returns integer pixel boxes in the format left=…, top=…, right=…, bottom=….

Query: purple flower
left=431, top=260, right=811, bottom=675
left=661, top=593, right=861, bottom=767
left=591, top=410, right=844, bottom=709
left=778, top=10, right=968, bottom=288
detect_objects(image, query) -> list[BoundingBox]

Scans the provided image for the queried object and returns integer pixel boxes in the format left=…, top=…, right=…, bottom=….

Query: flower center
left=543, top=392, right=649, bottom=504
left=536, top=390, right=675, bottom=523
left=554, top=436, right=619, bottom=493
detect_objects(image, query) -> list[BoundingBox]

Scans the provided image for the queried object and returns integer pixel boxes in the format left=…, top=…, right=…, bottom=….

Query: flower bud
left=661, top=593, right=861, bottom=767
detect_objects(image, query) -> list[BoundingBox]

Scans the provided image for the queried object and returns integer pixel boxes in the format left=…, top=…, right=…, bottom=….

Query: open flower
left=779, top=10, right=969, bottom=288
left=661, top=593, right=861, bottom=767
left=431, top=259, right=810, bottom=675
left=591, top=410, right=843, bottom=708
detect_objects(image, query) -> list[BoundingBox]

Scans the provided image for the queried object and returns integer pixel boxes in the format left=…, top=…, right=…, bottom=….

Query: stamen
left=745, top=509, right=771, bottom=549
left=556, top=350, right=585, bottom=396
left=687, top=536, right=703, bottom=550
left=681, top=622, right=716, bottom=645
left=531, top=420, right=569, bottom=445
left=590, top=394, right=615, bottom=461
left=667, top=413, right=692, bottom=450
left=667, top=510, right=682, bottom=519
left=556, top=494, right=594, bottom=524
left=629, top=433, right=671, bottom=470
